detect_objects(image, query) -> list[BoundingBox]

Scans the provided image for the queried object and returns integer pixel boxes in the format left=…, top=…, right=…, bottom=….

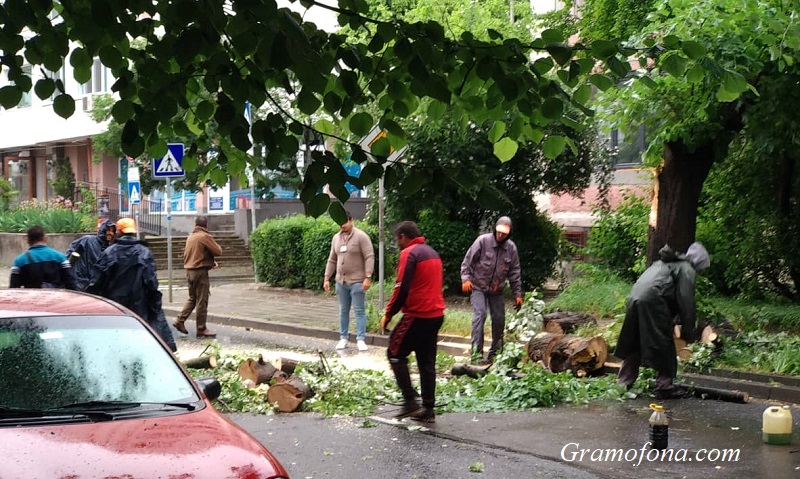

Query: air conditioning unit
left=82, top=95, right=93, bottom=112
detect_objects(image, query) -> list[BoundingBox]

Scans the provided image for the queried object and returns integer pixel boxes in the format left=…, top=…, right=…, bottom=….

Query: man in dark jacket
left=615, top=242, right=710, bottom=399
left=10, top=225, right=77, bottom=290
left=172, top=216, right=222, bottom=338
left=66, top=219, right=116, bottom=291
left=380, top=221, right=445, bottom=423
left=460, top=216, right=523, bottom=364
left=87, top=218, right=177, bottom=352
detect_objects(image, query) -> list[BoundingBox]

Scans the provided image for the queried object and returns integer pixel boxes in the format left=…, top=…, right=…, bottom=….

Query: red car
left=0, top=289, right=289, bottom=479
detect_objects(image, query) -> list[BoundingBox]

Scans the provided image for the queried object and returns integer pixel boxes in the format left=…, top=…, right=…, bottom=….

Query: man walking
left=10, top=225, right=77, bottom=290
left=65, top=219, right=116, bottom=291
left=323, top=212, right=375, bottom=351
left=460, top=216, right=523, bottom=365
left=380, top=221, right=445, bottom=423
left=173, top=216, right=222, bottom=339
left=87, top=218, right=177, bottom=351
left=615, top=242, right=710, bottom=399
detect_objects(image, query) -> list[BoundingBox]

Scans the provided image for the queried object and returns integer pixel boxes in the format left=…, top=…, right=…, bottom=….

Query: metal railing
left=75, top=182, right=162, bottom=236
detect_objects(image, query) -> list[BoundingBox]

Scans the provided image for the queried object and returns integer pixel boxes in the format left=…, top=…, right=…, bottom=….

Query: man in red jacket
left=380, top=221, right=445, bottom=423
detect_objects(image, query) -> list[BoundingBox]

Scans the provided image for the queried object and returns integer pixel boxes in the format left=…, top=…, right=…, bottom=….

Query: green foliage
left=546, top=263, right=630, bottom=318
left=0, top=200, right=94, bottom=233
left=585, top=190, right=650, bottom=280
left=251, top=215, right=318, bottom=287
left=51, top=158, right=76, bottom=201
left=577, top=0, right=655, bottom=42
left=416, top=209, right=476, bottom=292
left=300, top=217, right=341, bottom=290
left=0, top=178, right=17, bottom=212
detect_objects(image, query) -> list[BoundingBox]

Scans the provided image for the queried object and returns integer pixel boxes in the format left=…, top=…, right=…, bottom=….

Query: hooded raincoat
left=87, top=236, right=176, bottom=351
left=614, top=244, right=710, bottom=378
left=66, top=220, right=116, bottom=291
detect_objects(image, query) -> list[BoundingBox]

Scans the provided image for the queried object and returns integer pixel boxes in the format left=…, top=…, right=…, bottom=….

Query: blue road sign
left=153, top=143, right=185, bottom=178
left=128, top=181, right=141, bottom=205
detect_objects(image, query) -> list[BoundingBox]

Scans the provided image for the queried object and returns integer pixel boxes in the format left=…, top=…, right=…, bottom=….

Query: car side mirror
left=195, top=377, right=221, bottom=401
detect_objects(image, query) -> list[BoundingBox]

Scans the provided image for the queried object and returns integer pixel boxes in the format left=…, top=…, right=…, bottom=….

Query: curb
left=162, top=306, right=472, bottom=357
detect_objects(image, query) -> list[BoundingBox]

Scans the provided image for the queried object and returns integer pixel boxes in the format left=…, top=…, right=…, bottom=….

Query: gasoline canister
left=649, top=403, right=669, bottom=450
left=762, top=405, right=793, bottom=445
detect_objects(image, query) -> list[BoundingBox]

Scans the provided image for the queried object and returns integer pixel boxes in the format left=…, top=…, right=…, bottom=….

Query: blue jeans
left=336, top=281, right=366, bottom=341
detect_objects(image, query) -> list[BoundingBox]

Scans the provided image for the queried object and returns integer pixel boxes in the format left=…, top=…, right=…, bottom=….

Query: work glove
left=514, top=297, right=523, bottom=312
left=380, top=314, right=392, bottom=334
left=462, top=280, right=473, bottom=294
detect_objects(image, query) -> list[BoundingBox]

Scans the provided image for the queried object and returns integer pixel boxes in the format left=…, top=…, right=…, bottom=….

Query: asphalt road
left=228, top=412, right=603, bottom=479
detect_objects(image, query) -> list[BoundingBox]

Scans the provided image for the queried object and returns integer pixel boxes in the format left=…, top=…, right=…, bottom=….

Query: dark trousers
left=387, top=315, right=444, bottom=408
left=177, top=268, right=211, bottom=330
left=470, top=290, right=506, bottom=359
left=617, top=353, right=674, bottom=391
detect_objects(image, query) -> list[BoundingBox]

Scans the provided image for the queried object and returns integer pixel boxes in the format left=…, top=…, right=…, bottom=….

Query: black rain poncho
left=614, top=243, right=710, bottom=378
left=66, top=220, right=116, bottom=291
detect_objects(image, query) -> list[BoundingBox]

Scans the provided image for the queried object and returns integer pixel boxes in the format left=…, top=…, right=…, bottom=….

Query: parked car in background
left=0, top=289, right=289, bottom=479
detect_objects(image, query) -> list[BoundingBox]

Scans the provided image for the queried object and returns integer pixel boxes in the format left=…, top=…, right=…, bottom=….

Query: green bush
left=0, top=200, right=94, bottom=233
left=584, top=190, right=649, bottom=281
left=416, top=209, right=476, bottom=293
left=301, top=217, right=340, bottom=290
left=251, top=215, right=317, bottom=287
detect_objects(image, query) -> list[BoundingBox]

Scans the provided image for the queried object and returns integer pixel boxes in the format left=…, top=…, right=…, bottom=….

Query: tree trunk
left=182, top=355, right=218, bottom=369
left=275, top=357, right=299, bottom=376
left=525, top=333, right=608, bottom=377
left=267, top=375, right=314, bottom=412
left=543, top=312, right=597, bottom=335
left=237, top=354, right=279, bottom=386
left=647, top=140, right=715, bottom=265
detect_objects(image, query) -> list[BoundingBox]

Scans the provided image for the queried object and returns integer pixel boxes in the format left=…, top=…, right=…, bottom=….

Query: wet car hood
left=0, top=403, right=287, bottom=479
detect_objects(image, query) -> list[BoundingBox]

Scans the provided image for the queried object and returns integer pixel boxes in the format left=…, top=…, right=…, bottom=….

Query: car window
left=0, top=315, right=200, bottom=410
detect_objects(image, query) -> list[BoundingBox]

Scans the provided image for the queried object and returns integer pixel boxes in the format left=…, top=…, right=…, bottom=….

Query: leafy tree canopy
left=0, top=0, right=745, bottom=221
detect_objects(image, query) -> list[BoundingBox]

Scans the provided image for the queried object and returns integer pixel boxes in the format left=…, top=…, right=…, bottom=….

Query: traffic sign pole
left=152, top=144, right=185, bottom=302
left=167, top=179, right=173, bottom=303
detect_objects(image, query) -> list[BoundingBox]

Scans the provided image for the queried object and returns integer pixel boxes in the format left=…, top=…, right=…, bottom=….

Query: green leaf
left=661, top=54, right=688, bottom=77
left=349, top=112, right=373, bottom=137
left=606, top=57, right=631, bottom=77
left=493, top=137, right=518, bottom=162
left=686, top=64, right=705, bottom=83
left=542, top=97, right=563, bottom=120
left=53, top=94, right=76, bottom=118
left=0, top=86, right=22, bottom=109
left=182, top=154, right=198, bottom=172
left=314, top=118, right=336, bottom=136
left=542, top=135, right=566, bottom=159
left=488, top=121, right=506, bottom=143
left=721, top=70, right=748, bottom=95
left=210, top=168, right=228, bottom=186
left=195, top=100, right=215, bottom=121
left=307, top=193, right=331, bottom=217
left=541, top=29, right=564, bottom=43
left=34, top=79, right=55, bottom=100
left=591, top=40, right=619, bottom=60
left=111, top=100, right=135, bottom=123
left=680, top=41, right=706, bottom=60
left=297, top=89, right=321, bottom=115
left=427, top=101, right=446, bottom=121
left=328, top=202, right=347, bottom=224
left=716, top=87, right=739, bottom=102
left=589, top=74, right=614, bottom=91
left=146, top=139, right=168, bottom=159
left=546, top=44, right=573, bottom=66
left=572, top=84, right=592, bottom=105
left=638, top=76, right=658, bottom=89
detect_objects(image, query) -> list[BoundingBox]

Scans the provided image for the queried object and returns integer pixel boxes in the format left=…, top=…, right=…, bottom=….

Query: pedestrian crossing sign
left=128, top=181, right=141, bottom=205
left=153, top=143, right=185, bottom=178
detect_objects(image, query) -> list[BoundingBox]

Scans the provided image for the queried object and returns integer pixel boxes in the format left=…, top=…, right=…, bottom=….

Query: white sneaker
left=357, top=340, right=368, bottom=352
left=336, top=338, right=348, bottom=350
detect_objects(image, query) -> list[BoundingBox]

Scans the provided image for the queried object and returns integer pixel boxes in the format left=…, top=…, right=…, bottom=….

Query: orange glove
left=462, top=280, right=473, bottom=293
left=514, top=297, right=523, bottom=311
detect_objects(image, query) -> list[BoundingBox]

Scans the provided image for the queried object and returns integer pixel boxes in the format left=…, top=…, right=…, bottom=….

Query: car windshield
left=0, top=315, right=200, bottom=411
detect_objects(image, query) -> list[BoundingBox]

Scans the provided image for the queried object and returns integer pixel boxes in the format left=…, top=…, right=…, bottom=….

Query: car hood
left=1, top=404, right=287, bottom=479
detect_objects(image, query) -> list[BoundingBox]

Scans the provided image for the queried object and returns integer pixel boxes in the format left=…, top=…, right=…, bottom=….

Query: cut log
left=237, top=354, right=279, bottom=386
left=525, top=333, right=608, bottom=377
left=182, top=355, right=218, bottom=369
left=543, top=312, right=597, bottom=335
left=267, top=375, right=314, bottom=412
left=673, top=337, right=692, bottom=361
left=275, top=357, right=299, bottom=376
left=701, top=325, right=718, bottom=345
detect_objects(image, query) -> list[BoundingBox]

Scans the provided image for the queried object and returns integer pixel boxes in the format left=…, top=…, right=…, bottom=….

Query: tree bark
left=647, top=140, right=716, bottom=265
left=267, top=375, right=314, bottom=412
left=182, top=355, right=218, bottom=369
left=237, top=354, right=279, bottom=386
left=525, top=333, right=608, bottom=377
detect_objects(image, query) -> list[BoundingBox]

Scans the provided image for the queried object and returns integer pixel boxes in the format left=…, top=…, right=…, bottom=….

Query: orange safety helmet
left=116, top=217, right=137, bottom=234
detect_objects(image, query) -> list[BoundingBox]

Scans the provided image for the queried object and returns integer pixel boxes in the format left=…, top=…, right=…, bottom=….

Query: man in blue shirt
left=10, top=225, right=77, bottom=289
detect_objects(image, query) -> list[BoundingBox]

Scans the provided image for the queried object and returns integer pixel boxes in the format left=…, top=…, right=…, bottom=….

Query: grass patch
left=545, top=265, right=629, bottom=318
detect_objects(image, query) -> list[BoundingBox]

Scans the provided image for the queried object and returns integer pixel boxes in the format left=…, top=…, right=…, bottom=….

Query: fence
left=75, top=182, right=162, bottom=236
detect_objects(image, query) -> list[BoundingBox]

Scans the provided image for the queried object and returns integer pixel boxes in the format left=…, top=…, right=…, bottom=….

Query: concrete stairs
left=146, top=225, right=255, bottom=283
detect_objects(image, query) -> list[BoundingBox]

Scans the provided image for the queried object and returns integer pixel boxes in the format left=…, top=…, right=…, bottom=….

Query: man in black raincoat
left=87, top=218, right=177, bottom=352
left=615, top=242, right=710, bottom=400
left=66, top=219, right=116, bottom=291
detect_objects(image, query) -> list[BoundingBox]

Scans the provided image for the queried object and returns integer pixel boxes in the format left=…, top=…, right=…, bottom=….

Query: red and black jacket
left=385, top=237, right=445, bottom=319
